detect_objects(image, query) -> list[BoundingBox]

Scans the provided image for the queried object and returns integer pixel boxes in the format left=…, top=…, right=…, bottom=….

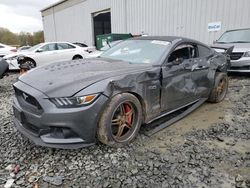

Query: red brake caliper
left=124, top=104, right=132, bottom=126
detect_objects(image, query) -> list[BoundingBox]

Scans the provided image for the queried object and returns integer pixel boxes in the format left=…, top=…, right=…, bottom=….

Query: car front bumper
left=13, top=81, right=109, bottom=149
left=228, top=58, right=250, bottom=73
left=4, top=59, right=20, bottom=70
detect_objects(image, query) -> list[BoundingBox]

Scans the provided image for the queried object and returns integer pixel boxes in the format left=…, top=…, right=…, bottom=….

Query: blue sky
left=0, top=0, right=59, bottom=33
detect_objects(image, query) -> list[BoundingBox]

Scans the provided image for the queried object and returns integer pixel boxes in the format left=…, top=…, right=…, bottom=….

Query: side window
left=198, top=45, right=211, bottom=57
left=168, top=44, right=197, bottom=63
left=40, top=44, right=57, bottom=51
left=0, top=45, right=4, bottom=48
left=57, top=43, right=76, bottom=50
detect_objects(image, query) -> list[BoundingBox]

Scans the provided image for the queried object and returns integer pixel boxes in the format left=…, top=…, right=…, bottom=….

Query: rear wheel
left=97, top=93, right=142, bottom=147
left=208, top=72, right=228, bottom=103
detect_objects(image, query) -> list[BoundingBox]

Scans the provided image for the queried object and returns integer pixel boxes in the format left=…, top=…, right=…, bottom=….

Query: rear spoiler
left=210, top=45, right=234, bottom=55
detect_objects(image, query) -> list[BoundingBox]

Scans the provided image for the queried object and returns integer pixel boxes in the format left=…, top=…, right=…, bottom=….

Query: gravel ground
left=0, top=72, right=249, bottom=188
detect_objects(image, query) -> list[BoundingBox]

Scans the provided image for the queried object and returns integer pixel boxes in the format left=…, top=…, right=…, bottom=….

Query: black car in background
left=12, top=36, right=229, bottom=149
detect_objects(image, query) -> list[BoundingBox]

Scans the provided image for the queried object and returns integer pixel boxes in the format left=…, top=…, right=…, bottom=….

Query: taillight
left=10, top=49, right=17, bottom=52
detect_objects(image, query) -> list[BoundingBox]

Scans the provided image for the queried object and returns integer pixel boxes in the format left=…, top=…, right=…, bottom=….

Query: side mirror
left=36, top=49, right=44, bottom=53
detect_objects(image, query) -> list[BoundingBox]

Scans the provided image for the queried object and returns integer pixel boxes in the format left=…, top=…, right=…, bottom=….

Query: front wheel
left=97, top=93, right=142, bottom=147
left=23, top=59, right=36, bottom=69
left=208, top=72, right=228, bottom=103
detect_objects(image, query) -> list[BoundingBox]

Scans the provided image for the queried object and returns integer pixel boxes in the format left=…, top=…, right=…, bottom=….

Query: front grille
left=230, top=52, right=244, bottom=60
left=230, top=66, right=250, bottom=70
left=14, top=87, right=43, bottom=114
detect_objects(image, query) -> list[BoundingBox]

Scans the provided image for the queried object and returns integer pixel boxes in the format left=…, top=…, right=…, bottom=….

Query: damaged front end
left=210, top=45, right=234, bottom=71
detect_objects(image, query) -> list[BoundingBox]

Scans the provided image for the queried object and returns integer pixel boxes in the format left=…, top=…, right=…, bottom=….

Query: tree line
left=0, top=27, right=44, bottom=47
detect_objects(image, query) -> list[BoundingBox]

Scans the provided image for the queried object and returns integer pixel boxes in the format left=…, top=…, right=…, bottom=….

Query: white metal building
left=41, top=0, right=250, bottom=46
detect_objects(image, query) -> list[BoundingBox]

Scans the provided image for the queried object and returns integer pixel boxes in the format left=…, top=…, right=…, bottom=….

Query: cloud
left=0, top=0, right=59, bottom=33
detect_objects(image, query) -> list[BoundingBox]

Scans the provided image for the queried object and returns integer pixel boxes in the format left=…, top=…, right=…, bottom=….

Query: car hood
left=3, top=51, right=33, bottom=59
left=213, top=42, right=250, bottom=52
left=19, top=58, right=152, bottom=97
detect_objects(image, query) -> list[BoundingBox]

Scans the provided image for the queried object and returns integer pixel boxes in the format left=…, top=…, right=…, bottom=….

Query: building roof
left=41, top=0, right=67, bottom=12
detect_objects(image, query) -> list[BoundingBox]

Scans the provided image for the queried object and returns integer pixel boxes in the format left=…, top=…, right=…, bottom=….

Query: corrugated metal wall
left=43, top=0, right=126, bottom=44
left=42, top=0, right=250, bottom=45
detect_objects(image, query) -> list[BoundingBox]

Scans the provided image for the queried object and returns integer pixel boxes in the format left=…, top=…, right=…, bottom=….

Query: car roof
left=41, top=42, right=75, bottom=45
left=131, top=36, right=184, bottom=42
left=130, top=36, right=204, bottom=45
left=225, top=28, right=250, bottom=32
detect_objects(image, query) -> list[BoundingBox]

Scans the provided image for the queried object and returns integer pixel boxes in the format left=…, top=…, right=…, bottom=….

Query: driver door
left=161, top=43, right=198, bottom=112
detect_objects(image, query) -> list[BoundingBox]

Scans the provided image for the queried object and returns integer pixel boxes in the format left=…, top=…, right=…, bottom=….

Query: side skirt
left=145, top=98, right=207, bottom=136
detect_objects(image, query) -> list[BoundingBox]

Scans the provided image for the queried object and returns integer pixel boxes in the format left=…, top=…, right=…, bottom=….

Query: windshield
left=27, top=43, right=44, bottom=51
left=217, top=29, right=250, bottom=43
left=100, top=40, right=170, bottom=64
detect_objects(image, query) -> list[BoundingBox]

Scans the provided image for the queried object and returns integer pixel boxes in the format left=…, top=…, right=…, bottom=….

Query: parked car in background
left=18, top=46, right=31, bottom=52
left=12, top=36, right=230, bottom=149
left=86, top=40, right=122, bottom=58
left=73, top=42, right=88, bottom=47
left=212, top=28, right=250, bottom=73
left=0, top=43, right=17, bottom=57
left=73, top=42, right=96, bottom=53
left=3, top=42, right=90, bottom=70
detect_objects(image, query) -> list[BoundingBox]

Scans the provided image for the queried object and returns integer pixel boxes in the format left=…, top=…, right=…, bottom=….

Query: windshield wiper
left=216, top=41, right=227, bottom=44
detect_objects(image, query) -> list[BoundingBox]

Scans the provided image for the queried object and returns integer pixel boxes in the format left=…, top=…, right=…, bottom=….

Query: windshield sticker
left=151, top=40, right=170, bottom=46
left=142, top=59, right=151, bottom=64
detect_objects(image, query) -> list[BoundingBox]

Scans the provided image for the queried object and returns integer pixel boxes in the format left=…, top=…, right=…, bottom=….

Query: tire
left=72, top=55, right=83, bottom=60
left=22, top=58, right=36, bottom=69
left=208, top=72, right=228, bottom=103
left=97, top=93, right=142, bottom=147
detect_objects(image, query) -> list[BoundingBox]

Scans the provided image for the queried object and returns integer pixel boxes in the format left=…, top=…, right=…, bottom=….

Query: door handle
left=183, top=63, right=191, bottom=69
left=191, top=64, right=207, bottom=71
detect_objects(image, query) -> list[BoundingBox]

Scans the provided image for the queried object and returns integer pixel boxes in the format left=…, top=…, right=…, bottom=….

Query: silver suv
left=213, top=28, right=250, bottom=73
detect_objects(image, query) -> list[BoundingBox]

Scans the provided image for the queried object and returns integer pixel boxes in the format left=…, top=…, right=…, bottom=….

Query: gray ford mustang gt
left=13, top=36, right=230, bottom=149
left=0, top=59, right=9, bottom=79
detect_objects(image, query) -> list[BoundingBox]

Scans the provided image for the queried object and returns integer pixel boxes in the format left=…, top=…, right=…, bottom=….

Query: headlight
left=243, top=51, right=250, bottom=57
left=50, top=94, right=100, bottom=108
